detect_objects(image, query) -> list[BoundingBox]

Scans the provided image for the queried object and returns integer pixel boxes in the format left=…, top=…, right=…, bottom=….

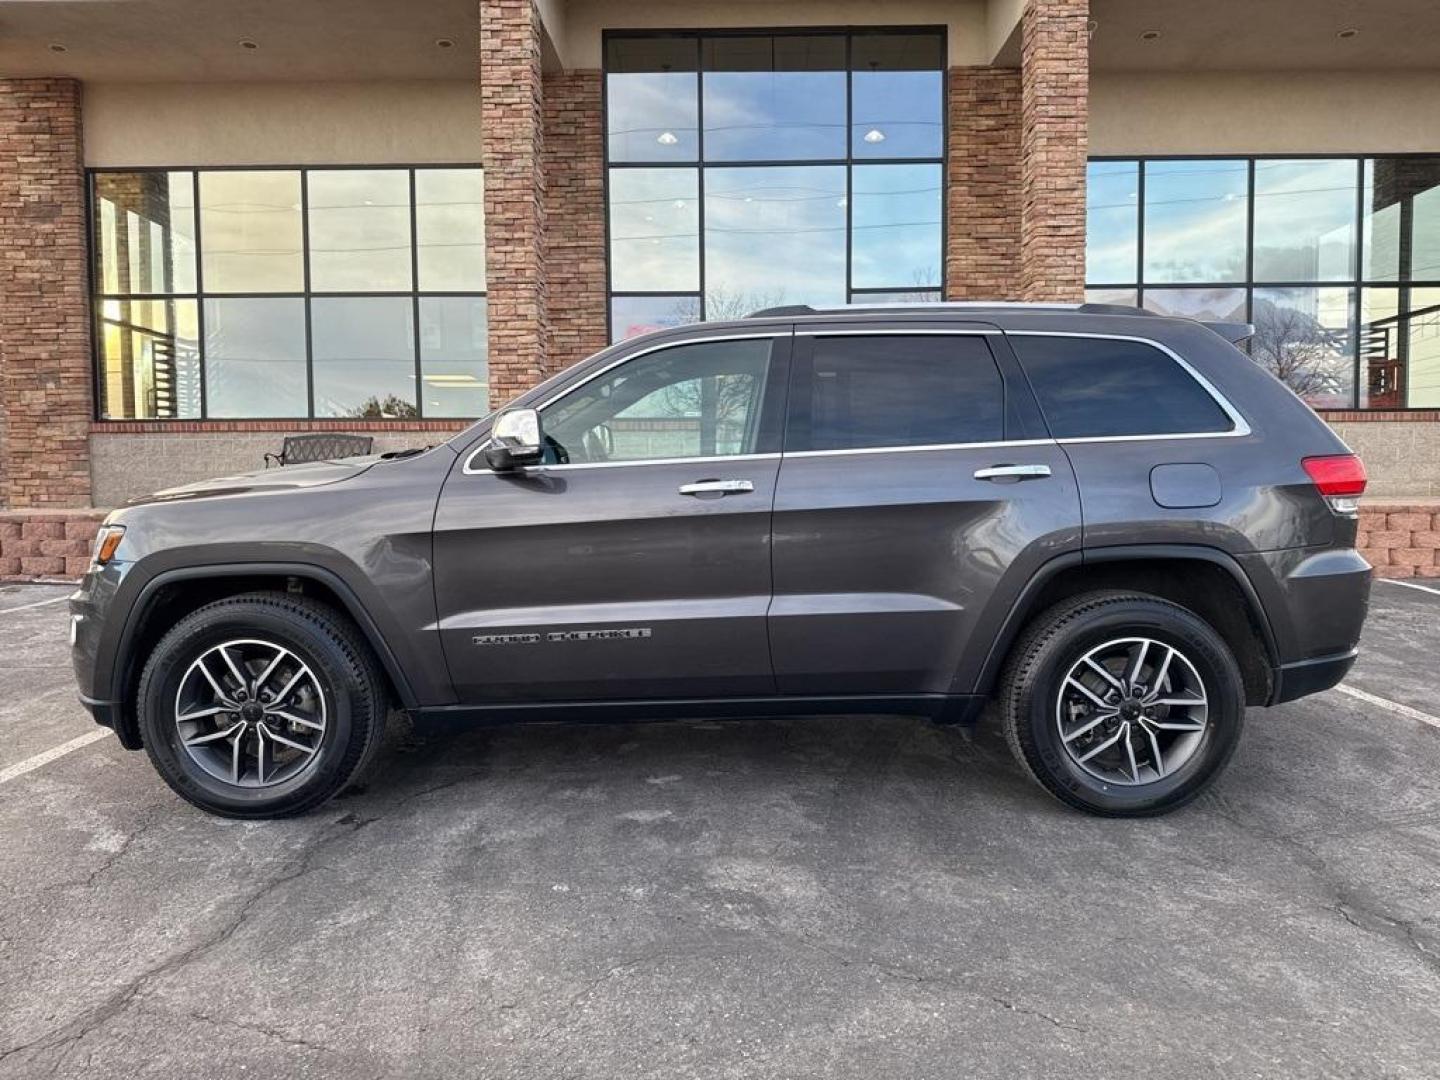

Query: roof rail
left=745, top=301, right=1161, bottom=319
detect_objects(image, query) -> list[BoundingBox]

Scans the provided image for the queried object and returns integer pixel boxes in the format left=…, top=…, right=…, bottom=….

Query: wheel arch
left=109, top=563, right=418, bottom=749
left=975, top=545, right=1280, bottom=708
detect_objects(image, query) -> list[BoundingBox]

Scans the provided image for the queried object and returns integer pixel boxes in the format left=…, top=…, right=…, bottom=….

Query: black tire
left=136, top=591, right=388, bottom=819
left=998, top=590, right=1244, bottom=817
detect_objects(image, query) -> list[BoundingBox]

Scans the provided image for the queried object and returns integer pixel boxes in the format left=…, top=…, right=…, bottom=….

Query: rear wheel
left=998, top=591, right=1244, bottom=816
left=137, top=592, right=387, bottom=818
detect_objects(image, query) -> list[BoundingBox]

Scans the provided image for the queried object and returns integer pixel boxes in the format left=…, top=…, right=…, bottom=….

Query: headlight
left=91, top=524, right=126, bottom=568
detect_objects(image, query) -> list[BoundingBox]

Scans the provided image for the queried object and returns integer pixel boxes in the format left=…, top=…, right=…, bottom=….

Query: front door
left=769, top=324, right=1082, bottom=696
left=433, top=332, right=790, bottom=702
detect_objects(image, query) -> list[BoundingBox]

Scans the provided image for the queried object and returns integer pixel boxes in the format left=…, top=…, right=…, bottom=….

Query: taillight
left=1303, top=454, right=1367, bottom=516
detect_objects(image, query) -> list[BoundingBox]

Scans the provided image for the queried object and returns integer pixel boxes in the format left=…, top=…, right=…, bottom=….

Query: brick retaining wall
left=5, top=504, right=1434, bottom=584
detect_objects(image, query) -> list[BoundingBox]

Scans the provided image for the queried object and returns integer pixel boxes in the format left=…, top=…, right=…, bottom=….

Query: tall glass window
left=91, top=167, right=487, bottom=419
left=605, top=28, right=945, bottom=342
left=1086, top=155, right=1440, bottom=410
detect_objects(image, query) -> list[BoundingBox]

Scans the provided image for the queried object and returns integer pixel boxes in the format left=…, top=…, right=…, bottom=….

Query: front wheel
left=137, top=592, right=388, bottom=818
left=998, top=591, right=1245, bottom=817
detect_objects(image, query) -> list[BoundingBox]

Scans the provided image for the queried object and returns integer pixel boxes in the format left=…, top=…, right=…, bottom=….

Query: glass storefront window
left=199, top=170, right=304, bottom=293
left=605, top=29, right=944, bottom=340
left=705, top=165, right=847, bottom=309
left=311, top=297, right=417, bottom=418
left=203, top=298, right=308, bottom=418
left=608, top=168, right=700, bottom=292
left=1086, top=155, right=1440, bottom=410
left=1253, top=159, right=1356, bottom=282
left=850, top=163, right=942, bottom=291
left=702, top=35, right=847, bottom=162
left=610, top=296, right=702, bottom=343
left=1143, top=160, right=1248, bottom=283
left=93, top=167, right=487, bottom=419
left=420, top=297, right=490, bottom=418
left=850, top=32, right=944, bottom=159
left=1086, top=161, right=1138, bottom=285
left=415, top=168, right=486, bottom=291
left=606, top=36, right=699, bottom=163
left=307, top=169, right=412, bottom=292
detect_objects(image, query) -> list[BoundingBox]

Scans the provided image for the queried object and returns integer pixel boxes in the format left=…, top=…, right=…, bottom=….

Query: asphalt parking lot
left=1, top=580, right=1438, bottom=1079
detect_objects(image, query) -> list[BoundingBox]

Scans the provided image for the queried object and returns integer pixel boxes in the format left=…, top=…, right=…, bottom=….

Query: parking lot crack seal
left=0, top=812, right=376, bottom=1074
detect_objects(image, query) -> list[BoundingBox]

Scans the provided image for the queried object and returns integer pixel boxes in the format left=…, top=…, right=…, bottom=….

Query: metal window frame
left=86, top=162, right=488, bottom=423
left=601, top=26, right=949, bottom=345
left=1085, top=152, right=1440, bottom=412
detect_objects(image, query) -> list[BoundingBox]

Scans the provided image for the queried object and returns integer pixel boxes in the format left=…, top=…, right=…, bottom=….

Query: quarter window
left=1011, top=336, right=1234, bottom=439
left=541, top=338, right=775, bottom=464
left=792, top=335, right=1004, bottom=452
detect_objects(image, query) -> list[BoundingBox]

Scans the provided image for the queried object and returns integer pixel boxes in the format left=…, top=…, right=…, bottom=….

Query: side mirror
left=484, top=408, right=544, bottom=471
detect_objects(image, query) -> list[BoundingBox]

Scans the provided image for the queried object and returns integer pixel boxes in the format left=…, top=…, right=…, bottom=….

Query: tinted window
left=542, top=338, right=774, bottom=464
left=795, top=335, right=1004, bottom=452
left=1012, top=336, right=1233, bottom=438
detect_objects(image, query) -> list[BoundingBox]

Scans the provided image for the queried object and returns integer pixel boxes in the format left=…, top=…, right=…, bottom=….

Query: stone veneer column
left=1017, top=0, right=1089, bottom=302
left=543, top=71, right=608, bottom=369
left=0, top=79, right=93, bottom=508
left=481, top=0, right=550, bottom=408
left=946, top=67, right=1022, bottom=300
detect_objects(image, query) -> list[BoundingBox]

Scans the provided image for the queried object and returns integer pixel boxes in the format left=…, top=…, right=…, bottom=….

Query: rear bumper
left=1271, top=649, right=1357, bottom=705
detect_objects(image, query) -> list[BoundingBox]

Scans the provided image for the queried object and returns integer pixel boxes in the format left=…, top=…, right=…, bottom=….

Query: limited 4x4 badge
left=472, top=628, right=652, bottom=646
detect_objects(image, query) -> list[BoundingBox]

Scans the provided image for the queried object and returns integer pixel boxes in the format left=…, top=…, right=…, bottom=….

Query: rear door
left=432, top=330, right=790, bottom=703
left=768, top=323, right=1082, bottom=696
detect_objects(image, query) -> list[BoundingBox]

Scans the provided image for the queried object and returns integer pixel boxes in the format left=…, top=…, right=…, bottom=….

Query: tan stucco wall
left=84, top=81, right=482, bottom=167
left=1091, top=71, right=1440, bottom=156
left=564, top=0, right=988, bottom=67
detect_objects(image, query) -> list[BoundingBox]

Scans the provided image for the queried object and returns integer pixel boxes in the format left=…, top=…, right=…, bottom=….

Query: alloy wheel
left=1054, top=636, right=1209, bottom=786
left=173, top=638, right=328, bottom=788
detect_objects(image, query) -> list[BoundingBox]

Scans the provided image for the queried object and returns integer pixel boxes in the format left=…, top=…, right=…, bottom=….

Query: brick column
left=481, top=0, right=550, bottom=408
left=946, top=67, right=1021, bottom=300
left=543, top=71, right=607, bottom=369
left=0, top=79, right=93, bottom=508
left=1017, top=0, right=1089, bottom=302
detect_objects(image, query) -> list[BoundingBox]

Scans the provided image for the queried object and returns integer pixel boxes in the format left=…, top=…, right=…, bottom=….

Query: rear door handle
left=973, top=464, right=1052, bottom=482
left=678, top=479, right=754, bottom=496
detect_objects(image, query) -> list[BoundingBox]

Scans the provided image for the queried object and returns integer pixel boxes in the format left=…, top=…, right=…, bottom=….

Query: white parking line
left=1380, top=578, right=1440, bottom=599
left=0, top=593, right=71, bottom=614
left=1334, top=684, right=1440, bottom=732
left=0, top=730, right=110, bottom=785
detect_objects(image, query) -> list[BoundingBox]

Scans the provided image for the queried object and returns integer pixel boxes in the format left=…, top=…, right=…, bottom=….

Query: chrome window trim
left=1005, top=330, right=1253, bottom=442
left=784, top=438, right=1055, bottom=460
left=461, top=331, right=786, bottom=475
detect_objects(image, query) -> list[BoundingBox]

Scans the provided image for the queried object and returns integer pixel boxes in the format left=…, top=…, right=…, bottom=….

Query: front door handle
left=678, top=479, right=754, bottom=496
left=973, top=464, right=1052, bottom=482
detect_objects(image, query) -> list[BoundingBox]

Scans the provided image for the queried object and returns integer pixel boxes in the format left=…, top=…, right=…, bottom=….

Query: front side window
left=541, top=338, right=775, bottom=464
left=1011, top=336, right=1234, bottom=439
left=91, top=166, right=488, bottom=420
left=791, top=335, right=1004, bottom=452
left=605, top=28, right=945, bottom=342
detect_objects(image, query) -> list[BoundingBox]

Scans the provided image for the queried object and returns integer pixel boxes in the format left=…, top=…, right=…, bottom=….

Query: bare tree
left=1250, top=299, right=1351, bottom=404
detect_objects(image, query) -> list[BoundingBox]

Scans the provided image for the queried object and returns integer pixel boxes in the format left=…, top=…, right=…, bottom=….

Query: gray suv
left=70, top=303, right=1372, bottom=819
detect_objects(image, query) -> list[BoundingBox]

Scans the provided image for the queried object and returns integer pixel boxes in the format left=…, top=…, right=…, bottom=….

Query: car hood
left=127, top=456, right=382, bottom=506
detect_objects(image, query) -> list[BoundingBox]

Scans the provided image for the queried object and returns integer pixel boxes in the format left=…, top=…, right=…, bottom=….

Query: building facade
left=1, top=0, right=1438, bottom=576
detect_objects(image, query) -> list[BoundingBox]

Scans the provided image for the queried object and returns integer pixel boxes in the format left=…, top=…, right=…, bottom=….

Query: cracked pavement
left=1, top=579, right=1439, bottom=1078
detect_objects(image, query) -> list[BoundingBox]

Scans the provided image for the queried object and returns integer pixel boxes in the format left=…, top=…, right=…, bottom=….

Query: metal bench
left=263, top=433, right=374, bottom=468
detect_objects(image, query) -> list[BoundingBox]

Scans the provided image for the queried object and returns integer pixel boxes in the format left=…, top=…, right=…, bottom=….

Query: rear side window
left=1011, top=335, right=1234, bottom=439
left=793, top=335, right=1004, bottom=451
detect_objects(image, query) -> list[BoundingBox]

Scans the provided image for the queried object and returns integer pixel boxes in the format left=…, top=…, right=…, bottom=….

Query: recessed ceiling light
left=863, top=128, right=887, bottom=144
left=47, top=42, right=68, bottom=53
left=238, top=38, right=259, bottom=50
left=656, top=131, right=679, bottom=146
left=1337, top=27, right=1360, bottom=39
left=435, top=38, right=455, bottom=49
left=1140, top=29, right=1161, bottom=41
